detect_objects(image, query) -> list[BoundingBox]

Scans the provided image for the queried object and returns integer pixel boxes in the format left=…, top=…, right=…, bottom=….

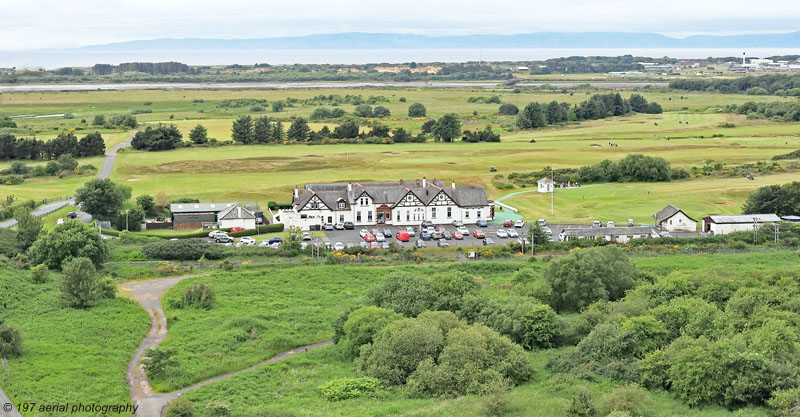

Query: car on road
left=476, top=219, right=488, bottom=227
left=483, top=237, right=496, bottom=245
left=230, top=227, right=246, bottom=233
left=592, top=221, right=602, bottom=227
left=420, top=232, right=432, bottom=241
left=503, top=219, right=513, bottom=227
left=364, top=233, right=376, bottom=242
left=382, top=228, right=392, bottom=238
left=472, top=229, right=485, bottom=239
left=437, top=239, right=449, bottom=247
left=514, top=219, right=525, bottom=228
left=496, top=229, right=508, bottom=238
left=268, top=236, right=283, bottom=244
left=405, top=226, right=416, bottom=237
left=452, top=220, right=464, bottom=227
left=359, top=229, right=369, bottom=238
left=456, top=226, right=469, bottom=235
left=67, top=211, right=78, bottom=219
left=343, top=222, right=355, bottom=230
left=215, top=235, right=233, bottom=243
left=538, top=219, right=547, bottom=227
left=301, top=232, right=312, bottom=241
left=451, top=231, right=464, bottom=240
left=333, top=242, right=345, bottom=251
left=506, top=229, right=518, bottom=238
left=334, top=223, right=345, bottom=230
left=208, top=230, right=227, bottom=239
left=375, top=232, right=386, bottom=242
left=424, top=226, right=435, bottom=234
left=396, top=231, right=410, bottom=242
left=416, top=240, right=426, bottom=248
left=324, top=223, right=334, bottom=231
left=239, top=237, right=256, bottom=246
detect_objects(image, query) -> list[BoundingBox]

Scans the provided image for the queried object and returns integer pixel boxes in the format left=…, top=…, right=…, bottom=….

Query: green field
left=1, top=87, right=799, bottom=223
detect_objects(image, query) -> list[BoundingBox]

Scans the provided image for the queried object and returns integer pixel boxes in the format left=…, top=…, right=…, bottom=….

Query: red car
left=396, top=231, right=410, bottom=242
left=364, top=233, right=376, bottom=242
left=472, top=229, right=485, bottom=239
left=503, top=220, right=513, bottom=227
left=451, top=231, right=464, bottom=240
left=229, top=227, right=246, bottom=233
left=369, top=241, right=381, bottom=249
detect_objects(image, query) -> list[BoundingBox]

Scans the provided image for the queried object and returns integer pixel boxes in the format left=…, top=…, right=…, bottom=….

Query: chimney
left=347, top=182, right=352, bottom=192
left=451, top=181, right=456, bottom=189
left=422, top=177, right=427, bottom=188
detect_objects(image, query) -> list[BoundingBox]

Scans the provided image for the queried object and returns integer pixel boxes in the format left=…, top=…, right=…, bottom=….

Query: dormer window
left=338, top=200, right=346, bottom=209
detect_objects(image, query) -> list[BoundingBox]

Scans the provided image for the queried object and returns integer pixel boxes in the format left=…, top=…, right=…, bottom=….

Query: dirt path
left=119, top=275, right=331, bottom=417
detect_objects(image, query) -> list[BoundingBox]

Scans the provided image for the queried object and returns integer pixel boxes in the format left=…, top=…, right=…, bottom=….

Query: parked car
left=452, top=220, right=464, bottom=227
left=660, top=231, right=673, bottom=238
left=270, top=242, right=281, bottom=249
left=496, top=229, right=508, bottom=238
left=381, top=241, right=390, bottom=249
left=215, top=235, right=233, bottom=243
left=359, top=242, right=368, bottom=248
left=230, top=227, right=246, bottom=233
left=369, top=241, right=381, bottom=249
left=542, top=226, right=552, bottom=235
left=208, top=230, right=227, bottom=239
left=334, top=223, right=345, bottom=230
left=476, top=219, right=488, bottom=227
left=451, top=231, right=464, bottom=240
left=405, top=226, right=416, bottom=237
left=239, top=237, right=256, bottom=246
left=396, top=231, right=410, bottom=242
left=66, top=211, right=78, bottom=219
left=301, top=242, right=309, bottom=250
left=364, top=233, right=376, bottom=242
left=607, top=221, right=615, bottom=228
left=301, top=232, right=312, bottom=241
left=343, top=222, right=355, bottom=230
left=483, top=237, right=496, bottom=245
left=266, top=237, right=283, bottom=245
left=333, top=242, right=345, bottom=251
left=346, top=243, right=355, bottom=248
left=416, top=240, right=426, bottom=248
left=259, top=240, right=271, bottom=247
left=650, top=231, right=661, bottom=238
left=420, top=232, right=432, bottom=241
left=506, top=229, right=518, bottom=238
left=375, top=232, right=386, bottom=242
left=424, top=226, right=435, bottom=234
left=503, top=219, right=513, bottom=227
left=324, top=223, right=334, bottom=231
left=538, top=219, right=547, bottom=227
left=514, top=219, right=525, bottom=228
left=437, top=239, right=449, bottom=247
left=431, top=231, right=443, bottom=240
left=421, top=220, right=434, bottom=228
left=472, top=229, right=485, bottom=239
left=359, top=229, right=369, bottom=238
left=592, top=221, right=602, bottom=227
left=456, top=226, right=469, bottom=235
left=382, top=228, right=392, bottom=238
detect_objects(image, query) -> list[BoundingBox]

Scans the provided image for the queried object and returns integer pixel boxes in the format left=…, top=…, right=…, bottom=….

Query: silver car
left=333, top=242, right=345, bottom=251
left=496, top=229, right=508, bottom=238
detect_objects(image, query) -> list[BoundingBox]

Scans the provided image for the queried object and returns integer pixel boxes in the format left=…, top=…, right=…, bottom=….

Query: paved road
left=0, top=386, right=23, bottom=417
left=0, top=132, right=133, bottom=229
left=119, top=275, right=330, bottom=417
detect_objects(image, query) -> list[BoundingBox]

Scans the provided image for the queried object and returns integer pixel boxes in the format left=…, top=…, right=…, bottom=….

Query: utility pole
left=550, top=167, right=554, bottom=217
left=753, top=219, right=759, bottom=245
left=774, top=222, right=780, bottom=244
left=125, top=209, right=129, bottom=231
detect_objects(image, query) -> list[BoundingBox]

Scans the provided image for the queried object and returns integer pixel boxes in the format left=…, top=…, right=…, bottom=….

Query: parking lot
left=320, top=222, right=535, bottom=249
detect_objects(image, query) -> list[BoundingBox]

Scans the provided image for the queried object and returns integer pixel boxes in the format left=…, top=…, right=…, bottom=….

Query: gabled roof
left=170, top=202, right=236, bottom=214
left=538, top=178, right=554, bottom=184
left=294, top=179, right=489, bottom=209
left=704, top=214, right=781, bottom=224
left=217, top=205, right=256, bottom=220
left=653, top=204, right=697, bottom=223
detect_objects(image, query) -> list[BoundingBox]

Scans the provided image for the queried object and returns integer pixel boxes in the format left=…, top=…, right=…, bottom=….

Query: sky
left=1, top=0, right=799, bottom=50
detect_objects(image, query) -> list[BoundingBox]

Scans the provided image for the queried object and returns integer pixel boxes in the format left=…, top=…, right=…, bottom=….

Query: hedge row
left=102, top=223, right=284, bottom=239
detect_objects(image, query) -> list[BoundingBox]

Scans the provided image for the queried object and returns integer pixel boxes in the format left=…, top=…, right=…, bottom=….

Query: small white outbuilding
left=537, top=178, right=554, bottom=193
left=701, top=214, right=781, bottom=235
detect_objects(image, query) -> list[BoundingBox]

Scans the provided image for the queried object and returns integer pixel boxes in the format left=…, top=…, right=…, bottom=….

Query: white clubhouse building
left=273, top=178, right=494, bottom=230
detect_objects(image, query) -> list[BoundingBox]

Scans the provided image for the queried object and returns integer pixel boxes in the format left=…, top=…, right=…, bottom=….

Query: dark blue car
left=420, top=232, right=432, bottom=241
left=268, top=237, right=283, bottom=244
left=476, top=219, right=488, bottom=227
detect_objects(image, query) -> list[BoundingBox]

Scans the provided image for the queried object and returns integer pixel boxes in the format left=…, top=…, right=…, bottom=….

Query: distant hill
left=74, top=31, right=800, bottom=50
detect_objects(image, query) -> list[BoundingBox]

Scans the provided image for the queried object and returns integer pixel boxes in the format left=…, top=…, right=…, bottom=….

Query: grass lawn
left=0, top=262, right=150, bottom=417
left=38, top=205, right=79, bottom=229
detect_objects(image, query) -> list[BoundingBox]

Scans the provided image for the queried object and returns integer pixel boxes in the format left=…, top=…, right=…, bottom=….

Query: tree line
left=508, top=154, right=689, bottom=185
left=515, top=93, right=662, bottom=129
left=92, top=62, right=195, bottom=75
left=670, top=73, right=800, bottom=96
left=0, top=132, right=106, bottom=160
left=735, top=101, right=800, bottom=121
left=742, top=181, right=800, bottom=216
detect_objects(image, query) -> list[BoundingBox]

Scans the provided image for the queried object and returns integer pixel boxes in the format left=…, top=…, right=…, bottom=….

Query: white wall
left=661, top=212, right=697, bottom=232
left=219, top=218, right=256, bottom=230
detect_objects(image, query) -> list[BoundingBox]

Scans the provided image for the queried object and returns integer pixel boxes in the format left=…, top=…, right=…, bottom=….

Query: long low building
left=274, top=178, right=494, bottom=230
left=170, top=202, right=256, bottom=230
left=560, top=226, right=658, bottom=244
left=701, top=214, right=782, bottom=235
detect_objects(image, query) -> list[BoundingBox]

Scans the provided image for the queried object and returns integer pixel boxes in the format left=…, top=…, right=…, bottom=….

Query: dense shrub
left=0, top=320, right=23, bottom=358
left=365, top=272, right=434, bottom=317
left=742, top=181, right=800, bottom=216
left=141, top=239, right=225, bottom=261
left=28, top=220, right=108, bottom=269
left=601, top=384, right=651, bottom=417
left=29, top=264, right=49, bottom=284
left=318, top=377, right=383, bottom=401
left=768, top=387, right=800, bottom=417
left=498, top=103, right=519, bottom=115
left=176, top=283, right=216, bottom=309
left=59, top=257, right=101, bottom=308
left=165, top=397, right=195, bottom=417
left=408, top=103, right=427, bottom=117
left=339, top=306, right=402, bottom=359
left=131, top=124, right=183, bottom=151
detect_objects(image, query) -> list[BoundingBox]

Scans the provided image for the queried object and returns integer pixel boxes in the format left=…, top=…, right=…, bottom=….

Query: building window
left=368, top=211, right=373, bottom=222
left=357, top=211, right=362, bottom=222
left=477, top=210, right=482, bottom=218
left=431, top=207, right=437, bottom=218
left=447, top=207, right=452, bottom=218
left=397, top=212, right=400, bottom=221
left=339, top=214, right=344, bottom=223
left=438, top=194, right=444, bottom=200
left=406, top=211, right=410, bottom=221
left=338, top=201, right=345, bottom=209
left=407, top=195, right=413, bottom=201
left=465, top=211, right=470, bottom=219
